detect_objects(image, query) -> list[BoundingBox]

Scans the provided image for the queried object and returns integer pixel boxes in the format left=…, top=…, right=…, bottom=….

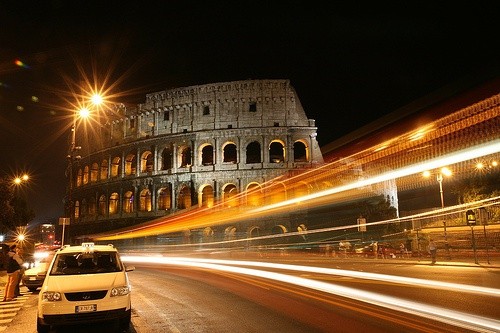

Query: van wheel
left=119, top=310, right=131, bottom=332
left=37, top=318, right=50, bottom=333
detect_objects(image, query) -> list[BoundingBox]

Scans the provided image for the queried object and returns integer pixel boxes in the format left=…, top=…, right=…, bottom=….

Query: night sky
left=1, top=1, right=498, bottom=223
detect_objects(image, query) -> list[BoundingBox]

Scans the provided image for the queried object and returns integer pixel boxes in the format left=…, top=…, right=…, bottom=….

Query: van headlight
left=111, top=286, right=130, bottom=297
left=42, top=291, right=62, bottom=301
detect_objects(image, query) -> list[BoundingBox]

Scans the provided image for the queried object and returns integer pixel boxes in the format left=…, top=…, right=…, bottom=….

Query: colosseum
left=68, top=79, right=325, bottom=240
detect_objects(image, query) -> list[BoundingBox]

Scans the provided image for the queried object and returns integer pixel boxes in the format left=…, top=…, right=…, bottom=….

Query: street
left=2, top=256, right=499, bottom=333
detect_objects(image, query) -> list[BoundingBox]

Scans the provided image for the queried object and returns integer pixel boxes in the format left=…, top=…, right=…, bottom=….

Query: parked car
left=22, top=251, right=56, bottom=292
left=36, top=242, right=135, bottom=333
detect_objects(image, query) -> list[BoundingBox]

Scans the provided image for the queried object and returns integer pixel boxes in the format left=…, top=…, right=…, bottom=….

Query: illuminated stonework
left=70, top=79, right=324, bottom=236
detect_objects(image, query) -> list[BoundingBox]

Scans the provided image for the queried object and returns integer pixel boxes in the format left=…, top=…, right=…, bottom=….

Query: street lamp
left=423, top=167, right=452, bottom=259
left=65, top=106, right=93, bottom=245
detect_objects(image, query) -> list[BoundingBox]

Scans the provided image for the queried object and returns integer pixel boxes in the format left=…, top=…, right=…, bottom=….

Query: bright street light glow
left=441, top=167, right=452, bottom=177
left=78, top=107, right=90, bottom=119
left=91, top=93, right=103, bottom=106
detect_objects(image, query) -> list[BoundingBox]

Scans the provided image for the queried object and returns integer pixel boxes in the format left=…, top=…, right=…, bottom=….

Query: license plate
left=75, top=304, right=97, bottom=313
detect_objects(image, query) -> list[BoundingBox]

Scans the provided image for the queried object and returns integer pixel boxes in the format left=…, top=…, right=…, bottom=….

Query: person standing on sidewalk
left=428, top=239, right=437, bottom=265
left=3, top=244, right=23, bottom=301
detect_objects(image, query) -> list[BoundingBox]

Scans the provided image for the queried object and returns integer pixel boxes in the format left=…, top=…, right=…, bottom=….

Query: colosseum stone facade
left=68, top=79, right=324, bottom=238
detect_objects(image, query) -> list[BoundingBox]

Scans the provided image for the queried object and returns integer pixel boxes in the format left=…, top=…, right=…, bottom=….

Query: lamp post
left=424, top=167, right=452, bottom=260
left=65, top=107, right=91, bottom=245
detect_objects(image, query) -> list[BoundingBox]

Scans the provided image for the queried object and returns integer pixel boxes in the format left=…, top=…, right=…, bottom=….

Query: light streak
left=122, top=255, right=500, bottom=332
left=93, top=139, right=500, bottom=241
left=250, top=139, right=500, bottom=213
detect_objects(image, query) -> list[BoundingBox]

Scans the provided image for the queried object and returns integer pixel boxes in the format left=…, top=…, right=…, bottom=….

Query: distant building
left=68, top=79, right=324, bottom=238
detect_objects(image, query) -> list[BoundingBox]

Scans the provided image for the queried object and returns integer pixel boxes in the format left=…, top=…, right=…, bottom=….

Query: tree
left=0, top=178, right=15, bottom=233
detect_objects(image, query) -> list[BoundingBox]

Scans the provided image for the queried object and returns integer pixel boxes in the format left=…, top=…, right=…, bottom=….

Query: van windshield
left=50, top=252, right=122, bottom=275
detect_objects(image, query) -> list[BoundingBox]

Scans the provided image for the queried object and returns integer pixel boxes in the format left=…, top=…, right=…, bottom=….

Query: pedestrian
left=372, top=241, right=378, bottom=259
left=399, top=242, right=406, bottom=258
left=428, top=239, right=437, bottom=264
left=14, top=247, right=25, bottom=297
left=3, top=244, right=23, bottom=301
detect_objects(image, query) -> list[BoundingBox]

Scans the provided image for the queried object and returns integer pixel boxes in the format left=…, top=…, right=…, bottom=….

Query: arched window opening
left=88, top=196, right=96, bottom=216
left=76, top=169, right=83, bottom=187
left=293, top=141, right=308, bottom=162
left=224, top=226, right=237, bottom=241
left=223, top=143, right=237, bottom=163
left=98, top=195, right=107, bottom=216
left=246, top=141, right=261, bottom=164
left=246, top=183, right=263, bottom=206
left=81, top=199, right=87, bottom=217
left=141, top=151, right=154, bottom=173
left=203, top=227, right=214, bottom=241
left=269, top=183, right=286, bottom=204
left=90, top=163, right=99, bottom=182
left=180, top=147, right=192, bottom=168
left=269, top=141, right=284, bottom=163
left=123, top=191, right=134, bottom=213
left=74, top=201, right=80, bottom=219
left=248, top=226, right=260, bottom=238
left=158, top=187, right=172, bottom=210
left=223, top=184, right=238, bottom=207
left=201, top=185, right=214, bottom=208
left=109, top=193, right=119, bottom=214
left=125, top=153, right=136, bottom=176
left=83, top=166, right=89, bottom=184
left=292, top=183, right=309, bottom=200
left=272, top=225, right=287, bottom=234
left=139, top=189, right=152, bottom=211
left=100, top=159, right=108, bottom=180
left=177, top=186, right=192, bottom=209
left=111, top=157, right=121, bottom=177
left=201, top=145, right=214, bottom=166
left=161, top=147, right=173, bottom=170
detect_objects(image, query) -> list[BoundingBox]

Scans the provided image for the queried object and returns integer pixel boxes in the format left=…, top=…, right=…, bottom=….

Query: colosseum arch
left=272, top=224, right=287, bottom=234
left=83, top=165, right=89, bottom=184
left=123, top=190, right=134, bottom=213
left=248, top=226, right=261, bottom=238
left=160, top=146, right=173, bottom=170
left=177, top=185, right=192, bottom=209
left=199, top=143, right=214, bottom=166
left=125, top=152, right=137, bottom=176
left=267, top=181, right=286, bottom=205
left=88, top=195, right=97, bottom=216
left=100, top=159, right=108, bottom=180
left=110, top=156, right=121, bottom=177
left=245, top=141, right=261, bottom=164
left=179, top=146, right=192, bottom=168
left=203, top=227, right=214, bottom=241
left=246, top=182, right=263, bottom=206
left=90, top=162, right=99, bottom=182
left=200, top=184, right=214, bottom=208
left=290, top=181, right=310, bottom=200
left=269, top=140, right=285, bottom=163
left=293, top=139, right=308, bottom=162
left=141, top=150, right=154, bottom=173
left=224, top=226, right=237, bottom=241
left=139, top=188, right=152, bottom=211
left=74, top=201, right=80, bottom=219
left=109, top=192, right=119, bottom=214
left=222, top=183, right=238, bottom=207
left=80, top=199, right=87, bottom=218
left=98, top=194, right=107, bottom=216
left=157, top=186, right=172, bottom=210
left=222, top=141, right=237, bottom=163
left=76, top=169, right=83, bottom=187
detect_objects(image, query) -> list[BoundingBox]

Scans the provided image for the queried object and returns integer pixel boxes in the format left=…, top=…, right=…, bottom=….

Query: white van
left=37, top=243, right=135, bottom=333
